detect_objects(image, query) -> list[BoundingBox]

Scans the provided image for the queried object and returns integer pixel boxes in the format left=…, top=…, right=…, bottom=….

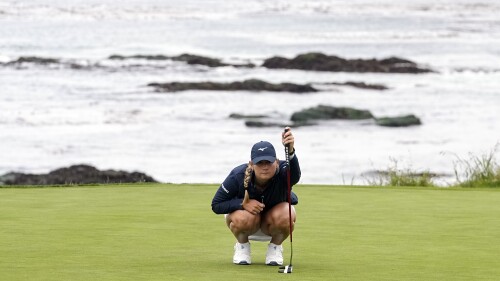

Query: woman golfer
left=211, top=128, right=301, bottom=265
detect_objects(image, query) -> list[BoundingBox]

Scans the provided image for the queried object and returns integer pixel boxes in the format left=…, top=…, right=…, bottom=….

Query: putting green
left=1, top=184, right=499, bottom=280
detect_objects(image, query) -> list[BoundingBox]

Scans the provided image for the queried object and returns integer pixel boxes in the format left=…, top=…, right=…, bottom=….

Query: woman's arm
left=211, top=174, right=244, bottom=214
left=289, top=153, right=301, bottom=186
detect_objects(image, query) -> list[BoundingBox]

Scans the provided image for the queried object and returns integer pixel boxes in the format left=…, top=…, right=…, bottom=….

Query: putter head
left=278, top=265, right=292, bottom=274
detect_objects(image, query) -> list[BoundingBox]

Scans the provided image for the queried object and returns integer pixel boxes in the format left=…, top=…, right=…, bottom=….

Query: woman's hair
left=243, top=162, right=253, bottom=190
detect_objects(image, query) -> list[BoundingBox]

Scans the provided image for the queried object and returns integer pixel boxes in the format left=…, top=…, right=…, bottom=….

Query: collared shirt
left=211, top=154, right=301, bottom=214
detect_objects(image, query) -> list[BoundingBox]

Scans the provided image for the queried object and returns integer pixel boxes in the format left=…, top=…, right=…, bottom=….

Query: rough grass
left=365, top=160, right=436, bottom=187
left=366, top=145, right=500, bottom=188
left=453, top=145, right=500, bottom=187
left=1, top=184, right=500, bottom=281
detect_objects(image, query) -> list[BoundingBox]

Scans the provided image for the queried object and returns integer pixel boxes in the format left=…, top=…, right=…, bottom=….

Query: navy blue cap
left=251, top=141, right=276, bottom=163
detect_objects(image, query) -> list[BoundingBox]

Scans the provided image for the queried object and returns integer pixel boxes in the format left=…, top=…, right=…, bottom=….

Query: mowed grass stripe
left=1, top=184, right=499, bottom=281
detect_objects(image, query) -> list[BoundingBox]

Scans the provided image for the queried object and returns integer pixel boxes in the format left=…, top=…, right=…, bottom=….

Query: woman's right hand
left=242, top=199, right=265, bottom=215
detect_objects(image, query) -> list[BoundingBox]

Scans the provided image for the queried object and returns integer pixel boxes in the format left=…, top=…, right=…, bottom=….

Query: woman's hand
left=282, top=126, right=295, bottom=153
left=242, top=199, right=265, bottom=215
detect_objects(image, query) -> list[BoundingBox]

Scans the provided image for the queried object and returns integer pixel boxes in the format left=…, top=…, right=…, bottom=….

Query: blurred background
left=1, top=0, right=499, bottom=185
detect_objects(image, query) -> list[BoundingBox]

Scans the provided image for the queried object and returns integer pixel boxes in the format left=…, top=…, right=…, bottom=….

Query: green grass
left=1, top=184, right=500, bottom=281
left=365, top=159, right=436, bottom=187
left=453, top=145, right=500, bottom=187
left=365, top=145, right=500, bottom=188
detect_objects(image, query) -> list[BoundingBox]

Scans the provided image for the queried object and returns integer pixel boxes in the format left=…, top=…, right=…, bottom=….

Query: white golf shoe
left=233, top=242, right=251, bottom=265
left=265, top=243, right=283, bottom=266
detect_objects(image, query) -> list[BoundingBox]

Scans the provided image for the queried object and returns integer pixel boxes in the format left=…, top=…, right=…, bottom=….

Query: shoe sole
left=234, top=261, right=251, bottom=265
left=266, top=261, right=282, bottom=266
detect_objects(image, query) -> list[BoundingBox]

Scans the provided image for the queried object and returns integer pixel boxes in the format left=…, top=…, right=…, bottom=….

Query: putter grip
left=284, top=128, right=290, bottom=166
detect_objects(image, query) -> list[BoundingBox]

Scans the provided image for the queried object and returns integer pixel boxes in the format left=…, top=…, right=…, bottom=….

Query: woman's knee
left=228, top=211, right=261, bottom=231
left=265, top=203, right=296, bottom=229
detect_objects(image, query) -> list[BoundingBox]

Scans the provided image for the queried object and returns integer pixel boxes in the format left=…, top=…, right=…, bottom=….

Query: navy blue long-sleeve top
left=211, top=154, right=301, bottom=214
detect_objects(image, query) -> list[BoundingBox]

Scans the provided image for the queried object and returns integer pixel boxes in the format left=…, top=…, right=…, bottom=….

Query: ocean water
left=1, top=0, right=499, bottom=185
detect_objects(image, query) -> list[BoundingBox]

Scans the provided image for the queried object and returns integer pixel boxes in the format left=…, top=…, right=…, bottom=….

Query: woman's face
left=252, top=160, right=278, bottom=183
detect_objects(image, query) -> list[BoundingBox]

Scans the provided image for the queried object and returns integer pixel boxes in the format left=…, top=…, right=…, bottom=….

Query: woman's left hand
left=282, top=126, right=295, bottom=153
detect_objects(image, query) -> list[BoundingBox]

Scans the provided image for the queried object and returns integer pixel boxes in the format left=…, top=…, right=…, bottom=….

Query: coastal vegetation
left=0, top=50, right=495, bottom=188
left=452, top=144, right=500, bottom=188
left=366, top=145, right=500, bottom=188
left=1, top=147, right=498, bottom=188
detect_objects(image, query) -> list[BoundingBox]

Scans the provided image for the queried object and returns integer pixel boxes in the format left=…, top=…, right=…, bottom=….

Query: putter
left=279, top=128, right=293, bottom=274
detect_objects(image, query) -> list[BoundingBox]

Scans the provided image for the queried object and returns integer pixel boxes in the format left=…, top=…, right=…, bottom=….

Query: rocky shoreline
left=136, top=52, right=427, bottom=129
left=111, top=52, right=433, bottom=73
left=326, top=81, right=389, bottom=90
left=1, top=51, right=430, bottom=185
left=109, top=53, right=255, bottom=68
left=148, top=79, right=317, bottom=93
left=148, top=79, right=391, bottom=93
left=0, top=165, right=157, bottom=186
left=2, top=52, right=433, bottom=74
left=262, top=53, right=433, bottom=73
left=232, top=105, right=422, bottom=128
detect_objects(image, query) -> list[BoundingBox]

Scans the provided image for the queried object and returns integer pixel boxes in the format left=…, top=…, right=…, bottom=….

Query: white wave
left=0, top=1, right=247, bottom=20
left=1, top=0, right=499, bottom=185
left=1, top=0, right=499, bottom=21
left=254, top=0, right=500, bottom=18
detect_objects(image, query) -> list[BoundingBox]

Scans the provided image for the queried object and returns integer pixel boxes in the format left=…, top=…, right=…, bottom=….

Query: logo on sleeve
left=221, top=184, right=229, bottom=193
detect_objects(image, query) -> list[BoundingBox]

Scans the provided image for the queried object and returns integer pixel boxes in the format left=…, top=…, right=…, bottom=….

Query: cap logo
left=258, top=147, right=268, bottom=151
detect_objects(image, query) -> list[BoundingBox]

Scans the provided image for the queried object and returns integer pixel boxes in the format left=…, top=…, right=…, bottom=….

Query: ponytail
left=242, top=162, right=252, bottom=204
left=243, top=162, right=253, bottom=190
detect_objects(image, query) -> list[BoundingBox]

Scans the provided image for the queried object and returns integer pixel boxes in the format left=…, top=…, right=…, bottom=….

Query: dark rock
left=148, top=79, right=318, bottom=93
left=229, top=113, right=269, bottom=119
left=245, top=120, right=316, bottom=128
left=108, top=54, right=170, bottom=60
left=2, top=56, right=105, bottom=70
left=0, top=164, right=158, bottom=186
left=245, top=121, right=288, bottom=128
left=375, top=115, right=422, bottom=127
left=171, top=54, right=255, bottom=68
left=291, top=105, right=374, bottom=122
left=173, top=53, right=228, bottom=67
left=329, top=81, right=388, bottom=90
left=6, top=56, right=60, bottom=65
left=379, top=57, right=415, bottom=65
left=108, top=53, right=255, bottom=68
left=262, top=52, right=433, bottom=73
